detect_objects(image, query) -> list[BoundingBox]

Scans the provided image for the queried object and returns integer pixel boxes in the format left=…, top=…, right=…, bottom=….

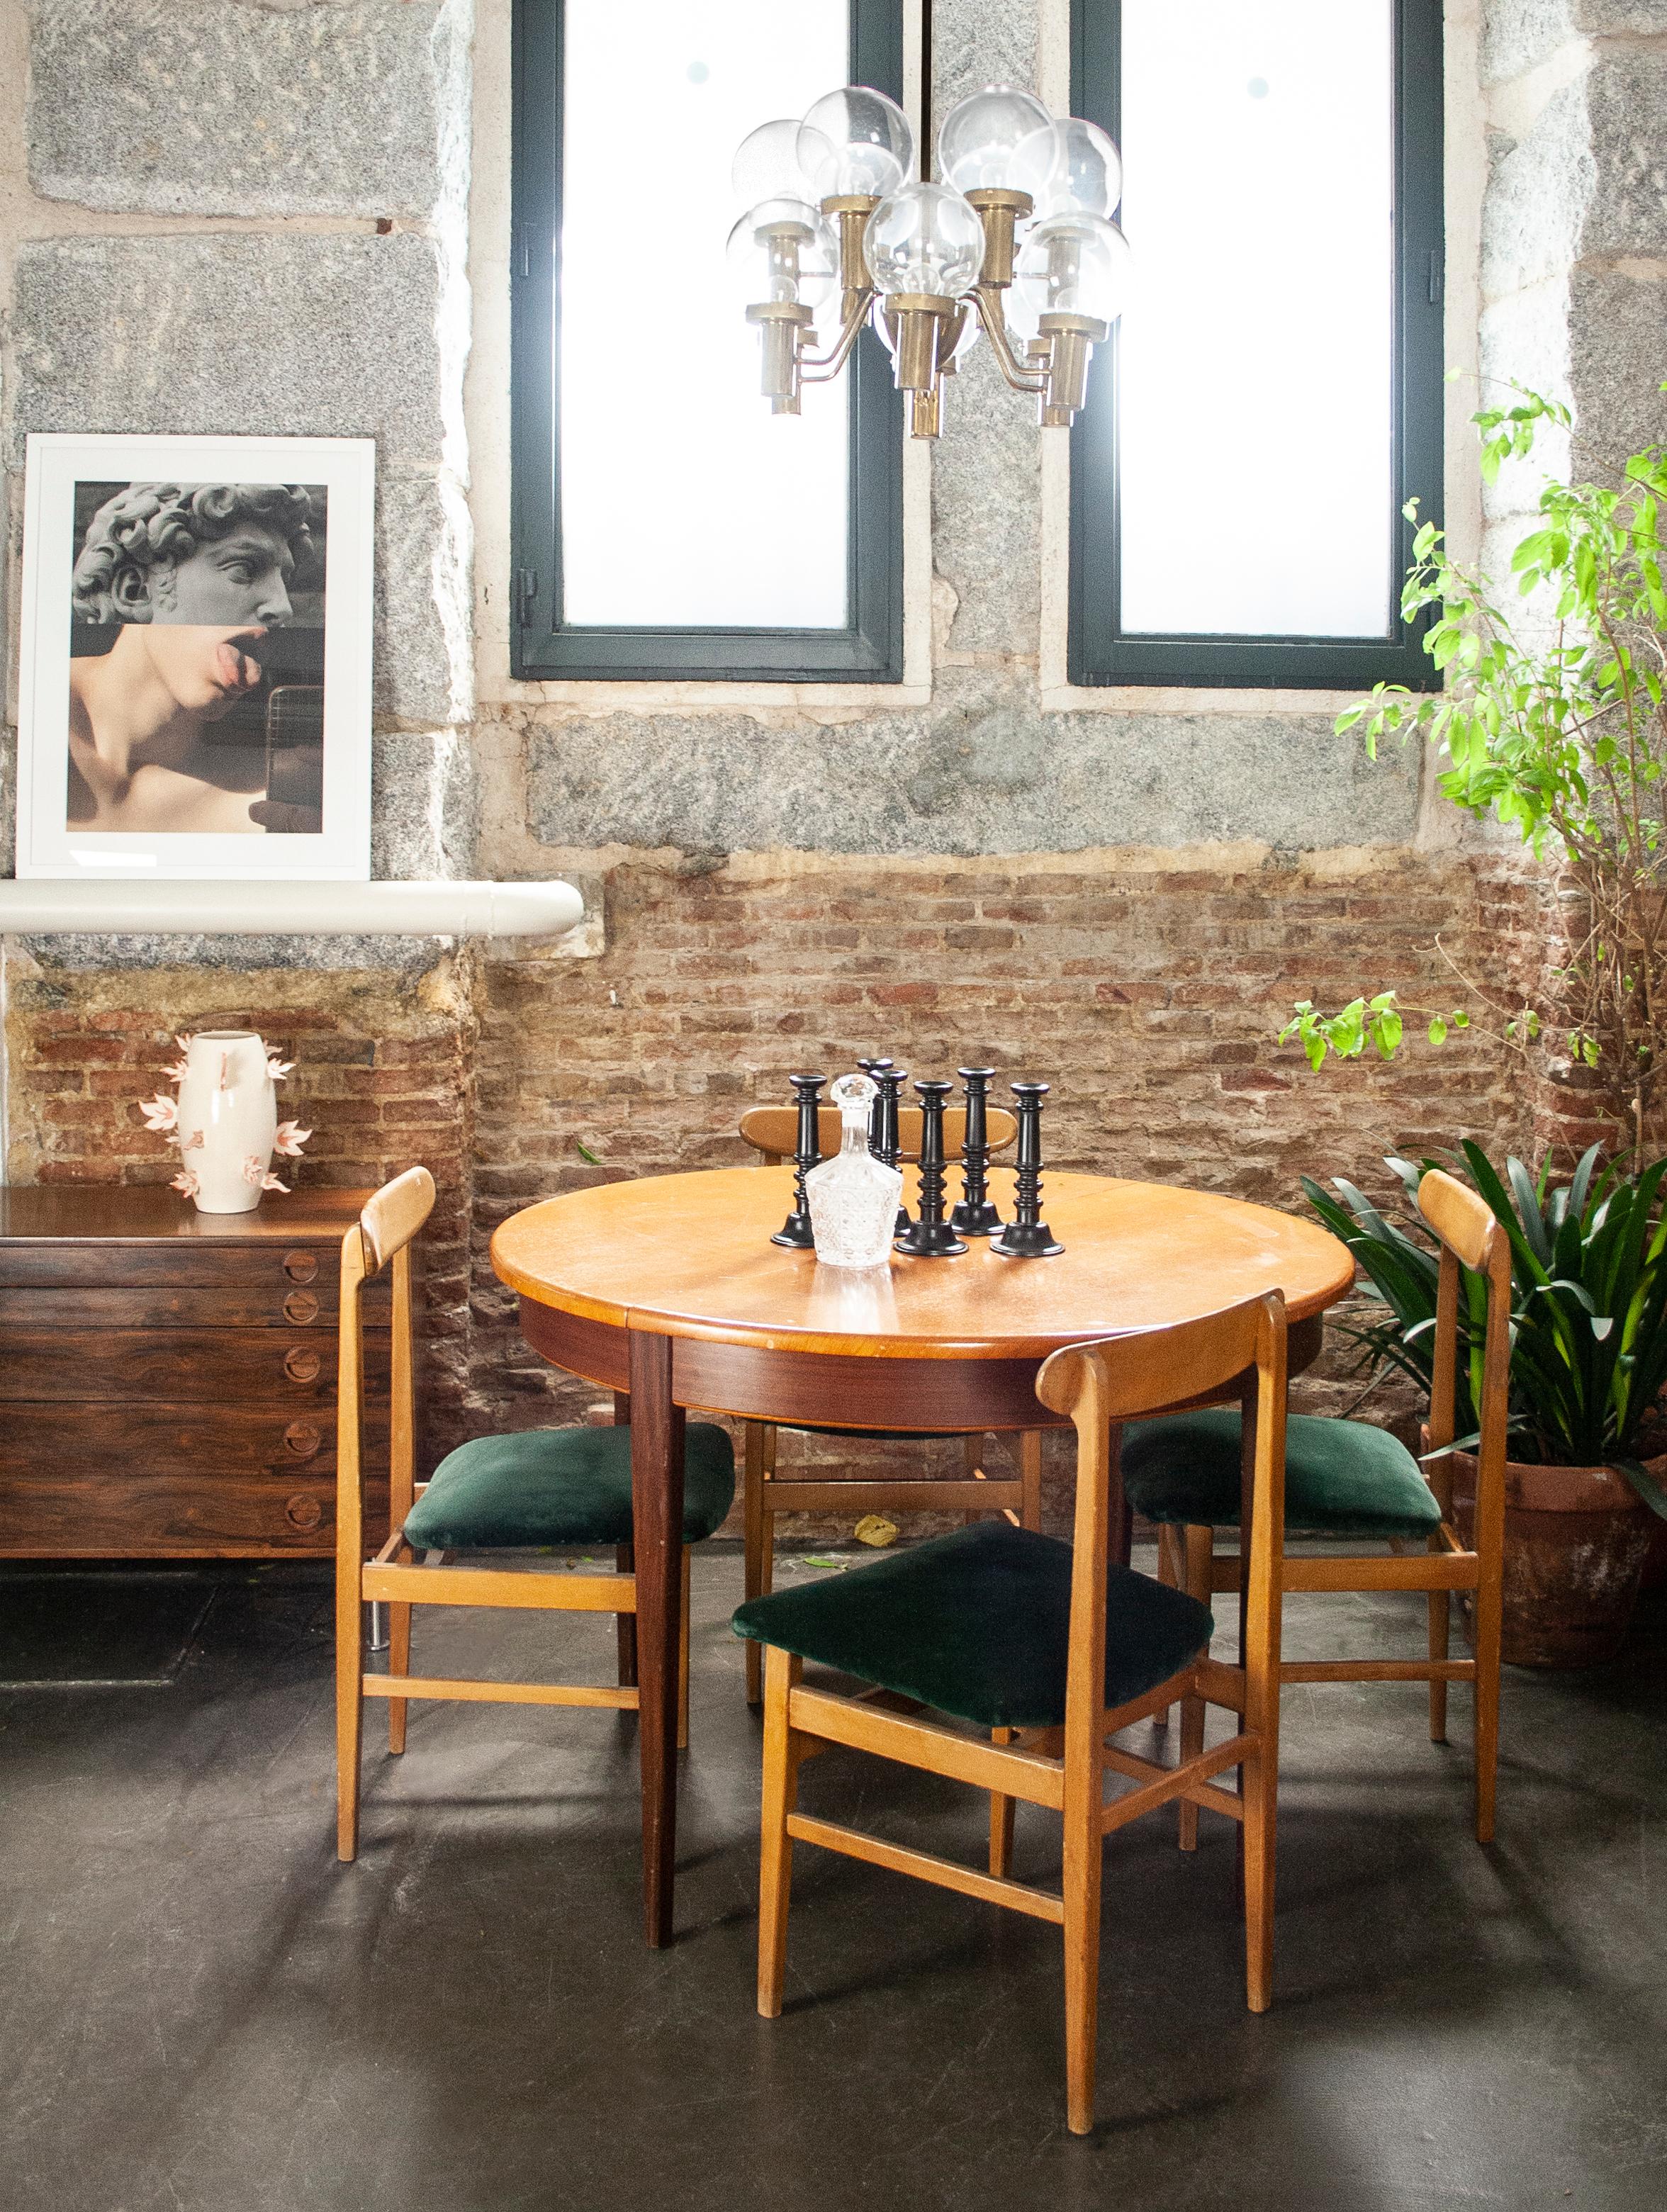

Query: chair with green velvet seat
left=1127, top=1166, right=1511, bottom=1846
left=735, top=1291, right=1290, bottom=2138
left=333, top=1168, right=736, bottom=1864
left=736, top=1101, right=1040, bottom=1706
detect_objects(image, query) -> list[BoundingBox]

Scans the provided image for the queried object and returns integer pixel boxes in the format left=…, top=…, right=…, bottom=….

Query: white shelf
left=0, top=879, right=586, bottom=938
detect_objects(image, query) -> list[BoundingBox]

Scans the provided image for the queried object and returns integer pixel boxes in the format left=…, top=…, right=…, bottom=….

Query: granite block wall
left=2, top=0, right=1662, bottom=1520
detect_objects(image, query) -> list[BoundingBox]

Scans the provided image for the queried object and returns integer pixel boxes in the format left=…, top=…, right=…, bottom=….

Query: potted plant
left=1281, top=381, right=1667, bottom=1154
left=1304, top=1141, right=1667, bottom=1666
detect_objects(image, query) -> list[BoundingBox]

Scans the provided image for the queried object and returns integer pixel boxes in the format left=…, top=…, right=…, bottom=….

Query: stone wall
left=2, top=0, right=1662, bottom=1522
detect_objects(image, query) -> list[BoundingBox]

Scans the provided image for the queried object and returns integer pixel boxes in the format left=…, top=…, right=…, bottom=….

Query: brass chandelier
left=728, top=84, right=1130, bottom=439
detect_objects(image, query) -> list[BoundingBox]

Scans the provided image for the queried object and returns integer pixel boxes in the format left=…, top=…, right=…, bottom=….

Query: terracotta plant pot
left=1442, top=1444, right=1661, bottom=1668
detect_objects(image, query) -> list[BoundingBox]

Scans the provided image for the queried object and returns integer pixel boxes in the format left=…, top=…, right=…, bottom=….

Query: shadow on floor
left=1, top=1552, right=1663, bottom=2212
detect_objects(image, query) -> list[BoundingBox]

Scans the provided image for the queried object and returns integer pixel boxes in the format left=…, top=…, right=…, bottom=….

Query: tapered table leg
left=629, top=1327, right=685, bottom=1947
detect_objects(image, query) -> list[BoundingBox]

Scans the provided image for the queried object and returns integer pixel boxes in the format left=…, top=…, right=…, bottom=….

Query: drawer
left=0, top=1330, right=391, bottom=1404
left=0, top=1242, right=397, bottom=1292
left=0, top=1400, right=388, bottom=1478
left=0, top=1284, right=389, bottom=1330
left=0, top=1471, right=391, bottom=1558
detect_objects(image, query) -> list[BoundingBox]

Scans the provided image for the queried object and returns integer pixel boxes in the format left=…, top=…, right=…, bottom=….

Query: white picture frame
left=16, top=433, right=374, bottom=881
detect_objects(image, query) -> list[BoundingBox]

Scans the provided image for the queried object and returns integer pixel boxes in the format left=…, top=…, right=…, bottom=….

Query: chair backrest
left=1035, top=1295, right=1288, bottom=1761
left=1415, top=1169, right=1512, bottom=1526
left=337, top=1167, right=436, bottom=1571
left=739, top=1103, right=1018, bottom=1164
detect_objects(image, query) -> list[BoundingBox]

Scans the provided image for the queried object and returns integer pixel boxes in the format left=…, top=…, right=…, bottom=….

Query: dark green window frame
left=1069, top=0, right=1446, bottom=690
left=510, top=0, right=906, bottom=684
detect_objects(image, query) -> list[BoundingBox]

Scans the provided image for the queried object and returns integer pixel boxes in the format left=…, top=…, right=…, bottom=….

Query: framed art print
left=16, top=433, right=374, bottom=880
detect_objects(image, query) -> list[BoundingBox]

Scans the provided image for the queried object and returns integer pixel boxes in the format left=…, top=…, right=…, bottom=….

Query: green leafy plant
left=1303, top=1139, right=1667, bottom=1516
left=1283, top=379, right=1667, bottom=1148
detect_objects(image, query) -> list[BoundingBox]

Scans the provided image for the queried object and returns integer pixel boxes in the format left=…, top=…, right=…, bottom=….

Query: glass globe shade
left=725, top=198, right=839, bottom=310
left=863, top=182, right=985, bottom=298
left=1010, top=116, right=1122, bottom=219
left=1013, top=212, right=1132, bottom=325
left=731, top=118, right=816, bottom=207
left=798, top=86, right=914, bottom=198
left=937, top=84, right=1053, bottom=194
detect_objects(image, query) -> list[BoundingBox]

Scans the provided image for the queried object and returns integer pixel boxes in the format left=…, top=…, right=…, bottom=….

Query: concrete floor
left=1, top=1547, right=1663, bottom=2212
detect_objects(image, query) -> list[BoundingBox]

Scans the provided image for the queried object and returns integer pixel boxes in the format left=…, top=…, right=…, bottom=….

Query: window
left=1069, top=0, right=1444, bottom=689
left=512, top=0, right=905, bottom=683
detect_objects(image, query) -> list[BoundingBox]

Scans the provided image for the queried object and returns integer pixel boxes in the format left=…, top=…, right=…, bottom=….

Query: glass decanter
left=806, top=1072, right=904, bottom=1268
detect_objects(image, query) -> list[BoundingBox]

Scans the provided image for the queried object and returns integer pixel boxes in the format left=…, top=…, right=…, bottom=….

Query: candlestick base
left=771, top=1216, right=816, bottom=1250
left=989, top=1220, right=1063, bottom=1258
left=895, top=1218, right=967, bottom=1257
left=949, top=1198, right=1003, bottom=1236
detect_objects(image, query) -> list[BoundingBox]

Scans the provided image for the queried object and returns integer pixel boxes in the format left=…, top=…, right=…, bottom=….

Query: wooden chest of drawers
left=0, top=1186, right=392, bottom=1559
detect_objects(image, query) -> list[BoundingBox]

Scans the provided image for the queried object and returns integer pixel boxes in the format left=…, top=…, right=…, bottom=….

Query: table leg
left=628, top=1328, right=685, bottom=1948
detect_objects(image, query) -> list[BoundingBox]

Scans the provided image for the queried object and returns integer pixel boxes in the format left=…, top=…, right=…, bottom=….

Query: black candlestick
left=875, top=1062, right=911, bottom=1235
left=950, top=1065, right=1003, bottom=1237
left=990, top=1081, right=1063, bottom=1257
left=771, top=1072, right=826, bottom=1249
left=896, top=1079, right=967, bottom=1257
left=858, top=1057, right=892, bottom=1157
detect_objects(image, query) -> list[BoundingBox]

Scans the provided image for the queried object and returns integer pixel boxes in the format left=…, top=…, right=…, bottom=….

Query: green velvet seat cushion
left=731, top=1520, right=1213, bottom=1730
left=1122, top=1410, right=1443, bottom=1539
left=403, top=1423, right=736, bottom=1551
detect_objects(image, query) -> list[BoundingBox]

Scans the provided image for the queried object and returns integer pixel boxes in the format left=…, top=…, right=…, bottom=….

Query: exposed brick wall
left=0, top=853, right=1538, bottom=1532
left=464, top=848, right=1530, bottom=1527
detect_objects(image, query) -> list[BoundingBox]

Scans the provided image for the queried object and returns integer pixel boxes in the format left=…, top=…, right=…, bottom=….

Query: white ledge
left=0, top=879, right=586, bottom=938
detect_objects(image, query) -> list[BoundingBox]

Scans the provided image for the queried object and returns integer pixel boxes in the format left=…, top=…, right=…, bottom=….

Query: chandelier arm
left=799, top=291, right=875, bottom=383
left=972, top=286, right=1051, bottom=394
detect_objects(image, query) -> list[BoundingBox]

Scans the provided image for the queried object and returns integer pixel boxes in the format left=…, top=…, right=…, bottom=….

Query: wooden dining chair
left=736, top=1099, right=1042, bottom=1704
left=734, top=1292, right=1289, bottom=2137
left=334, top=1166, right=736, bottom=1861
left=1127, top=1167, right=1510, bottom=1843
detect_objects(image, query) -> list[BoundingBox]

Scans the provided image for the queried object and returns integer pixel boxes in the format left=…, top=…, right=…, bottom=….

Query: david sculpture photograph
left=17, top=432, right=374, bottom=881
left=68, top=478, right=327, bottom=837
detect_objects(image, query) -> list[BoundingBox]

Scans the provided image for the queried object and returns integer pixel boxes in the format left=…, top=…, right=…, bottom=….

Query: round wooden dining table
left=491, top=1163, right=1354, bottom=1946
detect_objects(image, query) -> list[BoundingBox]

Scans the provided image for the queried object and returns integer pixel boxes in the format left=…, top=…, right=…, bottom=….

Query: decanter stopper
left=991, top=1081, right=1063, bottom=1257
left=895, top=1079, right=967, bottom=1257
left=771, top=1072, right=826, bottom=1250
left=805, top=1073, right=905, bottom=1269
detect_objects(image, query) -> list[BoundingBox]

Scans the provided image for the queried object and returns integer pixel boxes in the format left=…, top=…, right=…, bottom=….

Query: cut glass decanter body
left=806, top=1072, right=904, bottom=1268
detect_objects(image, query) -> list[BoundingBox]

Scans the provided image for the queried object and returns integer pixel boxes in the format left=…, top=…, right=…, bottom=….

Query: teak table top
left=492, top=1165, right=1355, bottom=1359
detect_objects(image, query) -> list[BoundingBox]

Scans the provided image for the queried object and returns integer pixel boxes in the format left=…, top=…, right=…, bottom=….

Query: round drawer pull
left=283, top=1251, right=320, bottom=1284
left=284, top=1347, right=322, bottom=1384
left=283, top=1291, right=320, bottom=1326
left=283, top=1420, right=322, bottom=1459
left=284, top=1493, right=324, bottom=1532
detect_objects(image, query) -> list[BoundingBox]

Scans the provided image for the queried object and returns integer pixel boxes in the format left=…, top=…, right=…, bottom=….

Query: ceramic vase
left=139, top=1031, right=310, bottom=1216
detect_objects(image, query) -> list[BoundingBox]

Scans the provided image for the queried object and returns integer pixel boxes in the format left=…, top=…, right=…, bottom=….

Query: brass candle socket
left=821, top=195, right=881, bottom=309
left=884, top=293, right=956, bottom=392
left=964, top=187, right=1034, bottom=289
left=1038, top=310, right=1109, bottom=424
left=746, top=300, right=815, bottom=408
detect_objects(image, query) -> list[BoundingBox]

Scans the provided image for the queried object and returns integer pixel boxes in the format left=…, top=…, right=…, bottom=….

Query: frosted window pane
left=560, top=1, right=849, bottom=629
left=1114, top=0, right=1395, bottom=639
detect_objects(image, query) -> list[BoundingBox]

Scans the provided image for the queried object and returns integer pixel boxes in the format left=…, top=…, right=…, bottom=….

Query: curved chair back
left=1037, top=1293, right=1289, bottom=1803
left=739, top=1103, right=1018, bottom=1164
left=1415, top=1167, right=1512, bottom=1525
left=338, top=1167, right=437, bottom=1644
